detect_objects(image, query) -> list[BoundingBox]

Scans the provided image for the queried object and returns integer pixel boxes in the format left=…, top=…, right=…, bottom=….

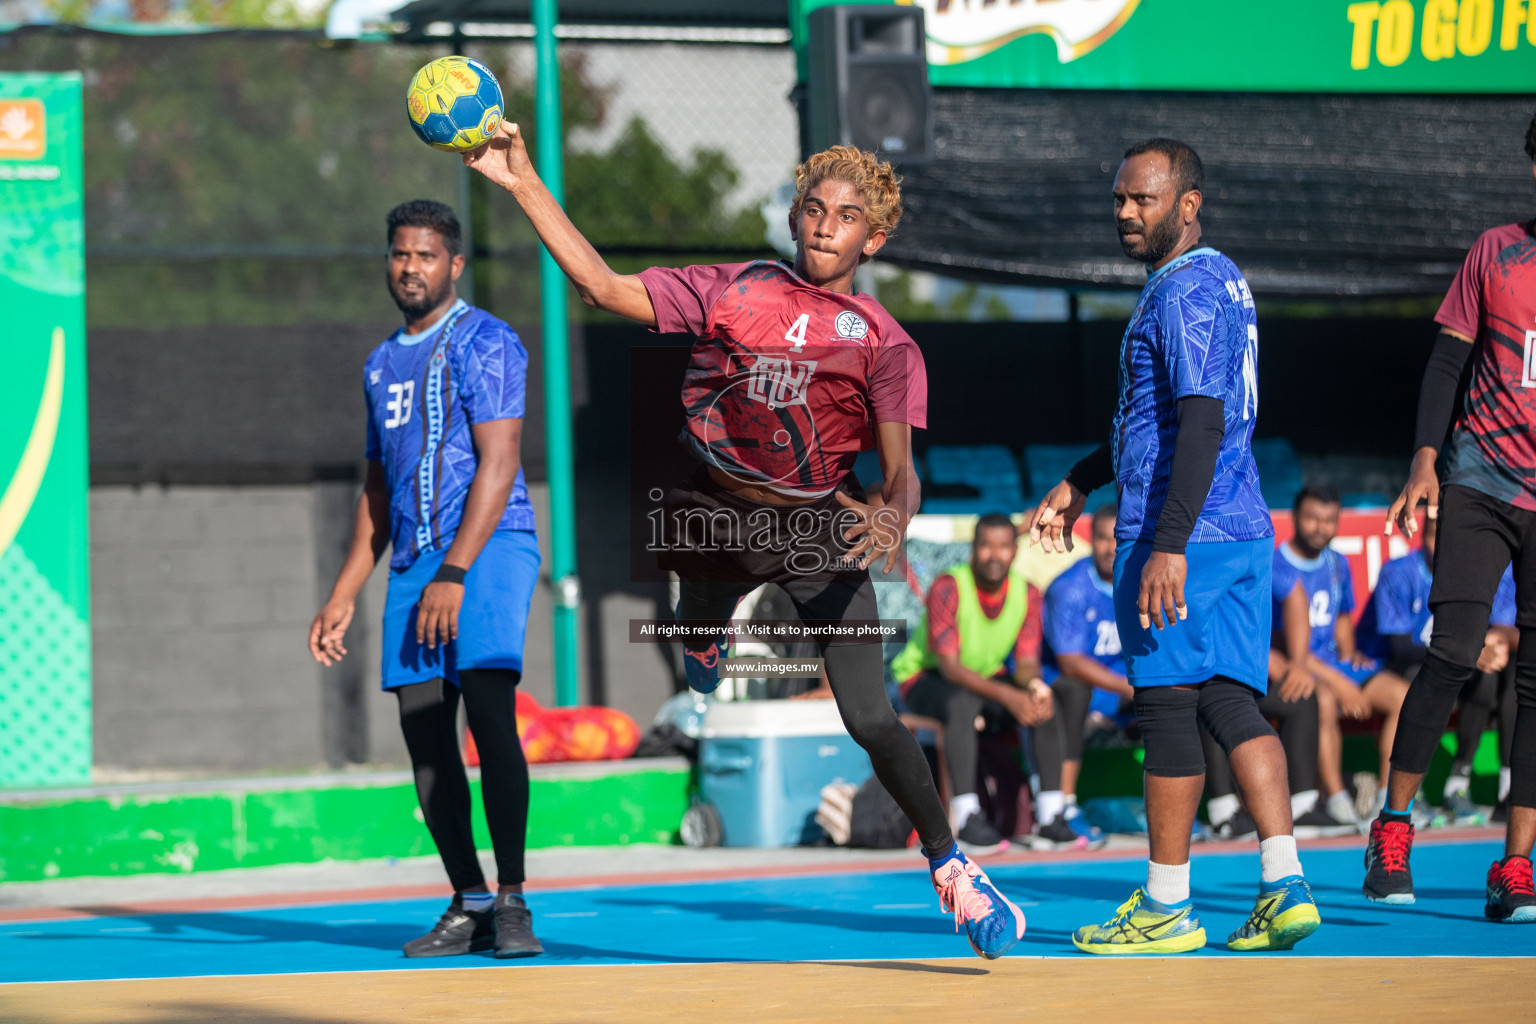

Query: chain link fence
left=0, top=29, right=796, bottom=329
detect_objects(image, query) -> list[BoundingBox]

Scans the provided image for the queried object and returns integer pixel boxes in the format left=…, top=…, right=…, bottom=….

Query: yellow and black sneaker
left=1226, top=875, right=1322, bottom=951
left=1072, top=887, right=1206, bottom=955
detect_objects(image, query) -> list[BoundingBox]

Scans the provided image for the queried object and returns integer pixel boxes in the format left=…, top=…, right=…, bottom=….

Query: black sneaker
left=1293, top=803, right=1358, bottom=839
left=1485, top=856, right=1536, bottom=923
left=403, top=895, right=494, bottom=957
left=1215, top=809, right=1258, bottom=840
left=1028, top=816, right=1078, bottom=850
left=1362, top=816, right=1416, bottom=905
left=957, top=811, right=1009, bottom=855
left=493, top=892, right=545, bottom=958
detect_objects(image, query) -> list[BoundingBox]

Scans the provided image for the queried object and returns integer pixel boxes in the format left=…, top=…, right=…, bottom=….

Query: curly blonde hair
left=789, top=146, right=903, bottom=262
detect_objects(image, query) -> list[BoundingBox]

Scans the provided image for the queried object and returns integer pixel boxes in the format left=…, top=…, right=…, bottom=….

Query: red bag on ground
left=464, top=692, right=639, bottom=765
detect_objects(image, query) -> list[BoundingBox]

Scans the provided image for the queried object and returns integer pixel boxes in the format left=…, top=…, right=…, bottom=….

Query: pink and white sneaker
left=929, top=843, right=1025, bottom=959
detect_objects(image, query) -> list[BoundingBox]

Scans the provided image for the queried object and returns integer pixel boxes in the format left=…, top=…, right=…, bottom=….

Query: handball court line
left=1, top=835, right=1530, bottom=991
left=0, top=828, right=1504, bottom=926
left=0, top=957, right=1528, bottom=1024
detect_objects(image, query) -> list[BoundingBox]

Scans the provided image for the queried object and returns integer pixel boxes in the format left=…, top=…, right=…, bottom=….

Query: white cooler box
left=694, top=699, right=874, bottom=847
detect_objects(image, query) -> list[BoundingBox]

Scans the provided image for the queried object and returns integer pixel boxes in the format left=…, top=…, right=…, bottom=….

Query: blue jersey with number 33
left=1113, top=247, right=1272, bottom=546
left=364, top=299, right=536, bottom=571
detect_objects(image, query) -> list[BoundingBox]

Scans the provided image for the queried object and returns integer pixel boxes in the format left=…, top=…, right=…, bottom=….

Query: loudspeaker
left=805, top=4, right=932, bottom=163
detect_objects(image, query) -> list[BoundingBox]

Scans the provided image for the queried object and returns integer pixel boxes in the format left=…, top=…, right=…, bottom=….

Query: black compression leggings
left=680, top=577, right=955, bottom=858
left=396, top=669, right=530, bottom=891
left=1034, top=677, right=1094, bottom=792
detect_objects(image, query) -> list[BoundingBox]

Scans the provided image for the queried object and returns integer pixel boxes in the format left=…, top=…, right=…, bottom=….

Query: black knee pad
left=1427, top=601, right=1497, bottom=668
left=1198, top=677, right=1275, bottom=755
left=1133, top=686, right=1205, bottom=777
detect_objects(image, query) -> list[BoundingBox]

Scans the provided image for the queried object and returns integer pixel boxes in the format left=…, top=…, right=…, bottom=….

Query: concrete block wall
left=88, top=481, right=678, bottom=774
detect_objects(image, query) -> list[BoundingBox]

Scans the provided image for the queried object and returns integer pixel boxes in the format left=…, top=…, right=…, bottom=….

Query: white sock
left=949, top=792, right=982, bottom=831
left=1146, top=860, right=1190, bottom=905
left=1259, top=835, right=1304, bottom=884
left=1064, top=793, right=1078, bottom=807
left=1036, top=790, right=1066, bottom=826
left=1500, top=767, right=1513, bottom=803
left=1327, top=789, right=1359, bottom=823
left=1444, top=771, right=1471, bottom=797
left=1207, top=793, right=1240, bottom=827
left=1290, top=789, right=1320, bottom=818
left=461, top=890, right=495, bottom=912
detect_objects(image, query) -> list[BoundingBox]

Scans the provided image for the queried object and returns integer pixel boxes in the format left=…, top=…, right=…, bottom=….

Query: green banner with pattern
left=0, top=72, right=90, bottom=788
left=794, top=0, right=1536, bottom=92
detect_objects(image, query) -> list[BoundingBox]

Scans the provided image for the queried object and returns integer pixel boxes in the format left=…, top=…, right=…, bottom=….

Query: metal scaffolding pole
left=532, top=0, right=580, bottom=707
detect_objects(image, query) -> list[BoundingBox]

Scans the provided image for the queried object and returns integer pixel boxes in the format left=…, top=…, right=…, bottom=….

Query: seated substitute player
left=1201, top=518, right=1330, bottom=839
left=891, top=513, right=1054, bottom=854
left=1028, top=138, right=1320, bottom=954
left=1276, top=485, right=1410, bottom=827
left=1366, top=113, right=1536, bottom=922
left=464, top=128, right=1025, bottom=958
left=1356, top=512, right=1518, bottom=825
left=1031, top=503, right=1128, bottom=849
left=308, top=200, right=543, bottom=959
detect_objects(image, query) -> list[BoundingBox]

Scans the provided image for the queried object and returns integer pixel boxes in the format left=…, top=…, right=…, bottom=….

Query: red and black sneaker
left=1485, top=856, right=1536, bottom=923
left=1363, top=817, right=1415, bottom=905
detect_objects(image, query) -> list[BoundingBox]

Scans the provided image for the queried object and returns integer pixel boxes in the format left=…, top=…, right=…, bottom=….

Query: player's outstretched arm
left=1027, top=442, right=1109, bottom=553
left=309, top=460, right=390, bottom=666
left=1387, top=328, right=1472, bottom=537
left=463, top=122, right=657, bottom=327
left=1025, top=479, right=1087, bottom=554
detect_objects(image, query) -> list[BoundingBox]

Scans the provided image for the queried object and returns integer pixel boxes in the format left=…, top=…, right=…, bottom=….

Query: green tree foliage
left=567, top=116, right=764, bottom=249
left=0, top=31, right=768, bottom=327
left=41, top=0, right=322, bottom=29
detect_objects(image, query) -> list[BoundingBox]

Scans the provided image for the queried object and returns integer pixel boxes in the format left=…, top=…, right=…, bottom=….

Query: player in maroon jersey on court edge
left=1364, top=111, right=1536, bottom=923
left=464, top=123, right=1026, bottom=959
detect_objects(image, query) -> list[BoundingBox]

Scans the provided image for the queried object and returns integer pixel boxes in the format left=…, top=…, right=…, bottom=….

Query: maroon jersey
left=639, top=260, right=927, bottom=497
left=1437, top=222, right=1536, bottom=510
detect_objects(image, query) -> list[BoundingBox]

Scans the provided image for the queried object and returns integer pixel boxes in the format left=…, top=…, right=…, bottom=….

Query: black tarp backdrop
left=886, top=90, right=1536, bottom=296
left=90, top=316, right=1434, bottom=481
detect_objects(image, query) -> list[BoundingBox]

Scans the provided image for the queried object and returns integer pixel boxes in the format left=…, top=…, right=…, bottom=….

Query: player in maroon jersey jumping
left=464, top=124, right=1025, bottom=958
left=1364, top=111, right=1536, bottom=923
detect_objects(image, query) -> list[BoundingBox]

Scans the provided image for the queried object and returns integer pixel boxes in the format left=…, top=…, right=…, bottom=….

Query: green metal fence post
left=533, top=0, right=580, bottom=707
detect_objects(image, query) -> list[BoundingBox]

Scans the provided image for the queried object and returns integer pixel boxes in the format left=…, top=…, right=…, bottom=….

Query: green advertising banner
left=0, top=73, right=91, bottom=788
left=795, top=0, right=1536, bottom=92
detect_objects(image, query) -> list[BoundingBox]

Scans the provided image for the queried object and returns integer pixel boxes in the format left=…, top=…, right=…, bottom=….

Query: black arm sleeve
left=1413, top=330, right=1474, bottom=454
left=1388, top=633, right=1428, bottom=672
left=1065, top=442, right=1114, bottom=493
left=1151, top=396, right=1225, bottom=555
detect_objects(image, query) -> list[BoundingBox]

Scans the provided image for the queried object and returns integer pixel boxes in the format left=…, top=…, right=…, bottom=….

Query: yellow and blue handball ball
left=406, top=55, right=504, bottom=152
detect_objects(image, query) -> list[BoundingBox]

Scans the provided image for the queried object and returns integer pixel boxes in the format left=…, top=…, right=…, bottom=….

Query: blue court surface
left=2, top=837, right=1532, bottom=985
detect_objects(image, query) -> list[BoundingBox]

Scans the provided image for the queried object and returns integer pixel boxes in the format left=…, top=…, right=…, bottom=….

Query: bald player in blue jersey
left=1027, top=139, right=1320, bottom=955
left=309, top=200, right=544, bottom=961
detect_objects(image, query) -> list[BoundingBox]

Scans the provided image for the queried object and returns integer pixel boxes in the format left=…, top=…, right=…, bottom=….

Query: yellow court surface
left=2, top=957, right=1529, bottom=1024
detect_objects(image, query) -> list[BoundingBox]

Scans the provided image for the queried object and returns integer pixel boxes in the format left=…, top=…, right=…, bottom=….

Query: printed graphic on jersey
left=1439, top=224, right=1536, bottom=509
left=1112, top=248, right=1272, bottom=545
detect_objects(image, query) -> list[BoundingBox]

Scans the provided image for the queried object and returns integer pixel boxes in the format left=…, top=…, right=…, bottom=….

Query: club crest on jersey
left=834, top=310, right=869, bottom=340
left=746, top=355, right=816, bottom=410
left=905, top=0, right=1140, bottom=65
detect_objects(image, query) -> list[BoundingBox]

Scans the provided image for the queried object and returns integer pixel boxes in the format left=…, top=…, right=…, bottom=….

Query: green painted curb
left=0, top=764, right=690, bottom=883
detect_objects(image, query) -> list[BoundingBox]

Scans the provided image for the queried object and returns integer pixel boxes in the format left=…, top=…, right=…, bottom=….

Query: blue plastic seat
left=1023, top=443, right=1115, bottom=513
left=1252, top=438, right=1303, bottom=513
left=921, top=444, right=1025, bottom=515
